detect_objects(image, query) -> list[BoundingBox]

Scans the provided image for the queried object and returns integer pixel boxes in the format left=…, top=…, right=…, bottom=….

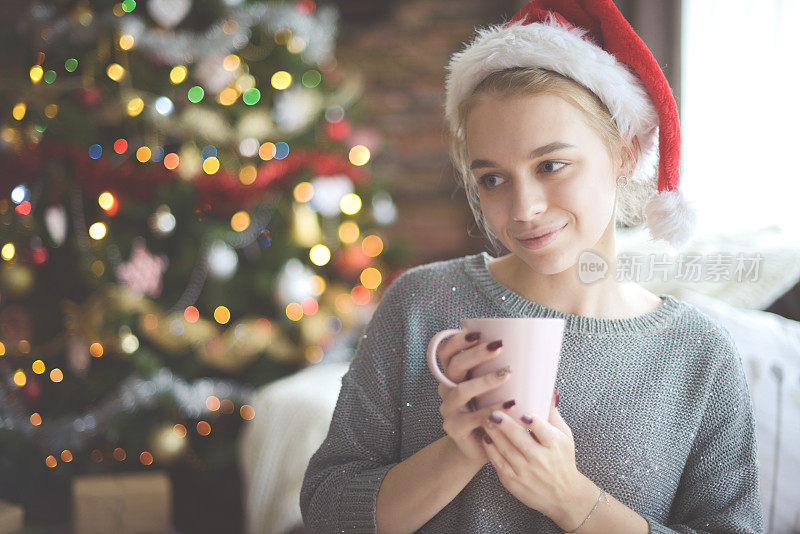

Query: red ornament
left=22, top=378, right=41, bottom=402
left=296, top=0, right=316, bottom=15
left=324, top=119, right=351, bottom=142
left=79, top=85, right=102, bottom=108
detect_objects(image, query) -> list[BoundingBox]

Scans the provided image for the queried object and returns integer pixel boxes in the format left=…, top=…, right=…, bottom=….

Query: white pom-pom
left=643, top=189, right=698, bottom=249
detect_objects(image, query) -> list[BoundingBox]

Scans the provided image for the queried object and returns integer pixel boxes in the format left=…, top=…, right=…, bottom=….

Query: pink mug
left=426, top=317, right=565, bottom=424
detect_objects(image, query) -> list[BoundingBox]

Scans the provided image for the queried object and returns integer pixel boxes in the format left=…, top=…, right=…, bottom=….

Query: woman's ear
left=621, top=135, right=640, bottom=175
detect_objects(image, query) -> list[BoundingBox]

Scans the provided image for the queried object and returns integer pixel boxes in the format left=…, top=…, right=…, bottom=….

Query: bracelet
left=563, top=488, right=610, bottom=533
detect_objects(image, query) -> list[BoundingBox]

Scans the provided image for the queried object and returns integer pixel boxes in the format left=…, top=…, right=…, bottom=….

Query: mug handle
left=426, top=328, right=463, bottom=388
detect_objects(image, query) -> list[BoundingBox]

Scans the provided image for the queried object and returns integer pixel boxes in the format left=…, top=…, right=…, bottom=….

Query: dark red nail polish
left=521, top=414, right=533, bottom=424
left=555, top=388, right=560, bottom=408
left=487, top=340, right=502, bottom=351
left=502, top=399, right=515, bottom=409
left=465, top=332, right=480, bottom=342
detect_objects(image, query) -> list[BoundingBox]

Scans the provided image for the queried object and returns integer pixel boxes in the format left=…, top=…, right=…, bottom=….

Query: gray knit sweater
left=300, top=252, right=764, bottom=533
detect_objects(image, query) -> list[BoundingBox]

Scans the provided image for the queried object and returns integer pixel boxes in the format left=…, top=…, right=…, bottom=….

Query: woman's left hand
left=481, top=389, right=584, bottom=520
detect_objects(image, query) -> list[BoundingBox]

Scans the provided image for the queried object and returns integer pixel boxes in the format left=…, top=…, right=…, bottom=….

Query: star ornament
left=115, top=239, right=169, bottom=298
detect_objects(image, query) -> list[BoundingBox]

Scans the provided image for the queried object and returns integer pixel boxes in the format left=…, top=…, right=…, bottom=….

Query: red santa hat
left=444, top=0, right=697, bottom=249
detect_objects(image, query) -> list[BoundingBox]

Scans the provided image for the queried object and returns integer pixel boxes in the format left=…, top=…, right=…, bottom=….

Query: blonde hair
left=448, top=66, right=649, bottom=255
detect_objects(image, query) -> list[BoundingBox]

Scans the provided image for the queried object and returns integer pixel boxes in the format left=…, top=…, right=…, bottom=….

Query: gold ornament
left=0, top=263, right=34, bottom=298
left=290, top=203, right=322, bottom=247
left=149, top=424, right=187, bottom=465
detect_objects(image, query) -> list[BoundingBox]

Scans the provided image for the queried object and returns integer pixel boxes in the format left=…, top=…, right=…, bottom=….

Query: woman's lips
left=516, top=223, right=567, bottom=250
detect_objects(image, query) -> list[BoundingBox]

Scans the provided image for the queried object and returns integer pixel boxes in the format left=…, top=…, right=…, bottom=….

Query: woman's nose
left=510, top=182, right=547, bottom=221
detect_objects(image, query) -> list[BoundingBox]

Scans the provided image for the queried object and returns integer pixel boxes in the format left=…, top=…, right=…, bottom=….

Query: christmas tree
left=0, top=0, right=409, bottom=530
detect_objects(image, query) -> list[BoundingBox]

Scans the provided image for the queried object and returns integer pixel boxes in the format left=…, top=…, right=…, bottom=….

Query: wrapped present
left=72, top=471, right=172, bottom=534
left=0, top=499, right=24, bottom=534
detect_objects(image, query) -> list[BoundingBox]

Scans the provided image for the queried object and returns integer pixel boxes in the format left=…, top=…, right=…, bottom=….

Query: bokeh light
left=214, top=306, right=230, bottom=324
left=309, top=244, right=331, bottom=266
left=89, top=222, right=107, bottom=240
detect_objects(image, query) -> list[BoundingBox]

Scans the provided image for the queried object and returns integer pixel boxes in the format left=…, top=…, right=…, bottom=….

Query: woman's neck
left=487, top=253, right=662, bottom=319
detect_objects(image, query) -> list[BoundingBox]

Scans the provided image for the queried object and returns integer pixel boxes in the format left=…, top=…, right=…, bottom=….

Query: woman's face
left=465, top=92, right=619, bottom=275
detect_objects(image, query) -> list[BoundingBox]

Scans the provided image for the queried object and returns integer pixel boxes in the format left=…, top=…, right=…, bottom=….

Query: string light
left=184, top=306, right=199, bottom=323
left=293, top=182, right=313, bottom=203
left=270, top=71, right=292, bottom=90
left=239, top=165, right=256, bottom=185
left=338, top=221, right=359, bottom=244
left=13, top=370, right=26, bottom=387
left=1, top=243, right=15, bottom=260
left=213, top=306, right=230, bottom=324
left=126, top=97, right=144, bottom=116
left=163, top=153, right=179, bottom=169
left=136, top=146, right=151, bottom=162
left=222, top=55, right=240, bottom=71
left=230, top=211, right=250, bottom=232
left=340, top=193, right=362, bottom=215
left=106, top=63, right=125, bottom=81
left=309, top=244, right=331, bottom=266
left=361, top=235, right=383, bottom=256
left=170, top=65, right=187, bottom=84
left=12, top=103, right=26, bottom=120
left=348, top=145, right=370, bottom=166
left=119, top=34, right=134, bottom=50
left=88, top=222, right=107, bottom=240
left=202, top=156, right=219, bottom=174
left=187, top=86, right=204, bottom=103
left=360, top=267, right=382, bottom=290
left=98, top=192, right=115, bottom=210
left=29, top=65, right=43, bottom=83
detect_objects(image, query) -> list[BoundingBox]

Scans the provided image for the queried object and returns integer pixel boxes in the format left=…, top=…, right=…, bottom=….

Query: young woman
left=300, top=1, right=764, bottom=533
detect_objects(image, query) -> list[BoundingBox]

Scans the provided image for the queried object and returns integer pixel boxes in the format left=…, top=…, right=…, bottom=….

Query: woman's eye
left=478, top=174, right=504, bottom=188
left=477, top=161, right=568, bottom=189
left=540, top=161, right=568, bottom=173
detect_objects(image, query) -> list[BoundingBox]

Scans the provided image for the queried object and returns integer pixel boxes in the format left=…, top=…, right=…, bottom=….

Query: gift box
left=72, top=471, right=172, bottom=534
left=0, top=499, right=24, bottom=534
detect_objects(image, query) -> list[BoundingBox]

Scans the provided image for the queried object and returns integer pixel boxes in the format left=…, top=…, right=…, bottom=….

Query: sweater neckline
left=462, top=251, right=684, bottom=336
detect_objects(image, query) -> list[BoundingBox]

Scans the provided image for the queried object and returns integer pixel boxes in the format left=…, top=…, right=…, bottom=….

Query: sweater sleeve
left=299, top=272, right=408, bottom=533
left=644, top=328, right=765, bottom=534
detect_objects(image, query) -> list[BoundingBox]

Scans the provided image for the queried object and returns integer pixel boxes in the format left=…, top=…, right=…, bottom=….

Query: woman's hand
left=435, top=331, right=517, bottom=466
left=481, top=389, right=584, bottom=520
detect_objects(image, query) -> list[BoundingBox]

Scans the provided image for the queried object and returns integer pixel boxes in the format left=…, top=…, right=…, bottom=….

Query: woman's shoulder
left=663, top=294, right=743, bottom=365
left=385, top=254, right=476, bottom=294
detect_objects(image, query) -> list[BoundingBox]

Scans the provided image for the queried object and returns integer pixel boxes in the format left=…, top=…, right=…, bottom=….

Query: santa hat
left=444, top=0, right=697, bottom=249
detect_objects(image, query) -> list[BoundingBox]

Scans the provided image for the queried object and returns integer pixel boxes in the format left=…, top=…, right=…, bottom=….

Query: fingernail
left=521, top=413, right=533, bottom=424
left=502, top=399, right=515, bottom=409
left=555, top=388, right=560, bottom=408
left=495, top=365, right=511, bottom=378
left=487, top=340, right=502, bottom=351
left=483, top=434, right=493, bottom=444
left=465, top=332, right=480, bottom=342
left=489, top=411, right=503, bottom=424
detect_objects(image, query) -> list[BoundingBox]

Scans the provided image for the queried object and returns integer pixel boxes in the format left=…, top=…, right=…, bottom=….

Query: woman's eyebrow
left=469, top=141, right=576, bottom=170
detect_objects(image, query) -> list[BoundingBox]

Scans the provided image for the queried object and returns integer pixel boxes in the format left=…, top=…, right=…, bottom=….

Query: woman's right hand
left=436, top=332, right=513, bottom=466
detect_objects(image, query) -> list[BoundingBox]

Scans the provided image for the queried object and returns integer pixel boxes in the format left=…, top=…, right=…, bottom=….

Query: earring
left=616, top=175, right=629, bottom=188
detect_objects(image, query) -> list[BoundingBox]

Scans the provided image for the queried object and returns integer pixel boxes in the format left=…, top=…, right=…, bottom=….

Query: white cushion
left=679, top=289, right=800, bottom=533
